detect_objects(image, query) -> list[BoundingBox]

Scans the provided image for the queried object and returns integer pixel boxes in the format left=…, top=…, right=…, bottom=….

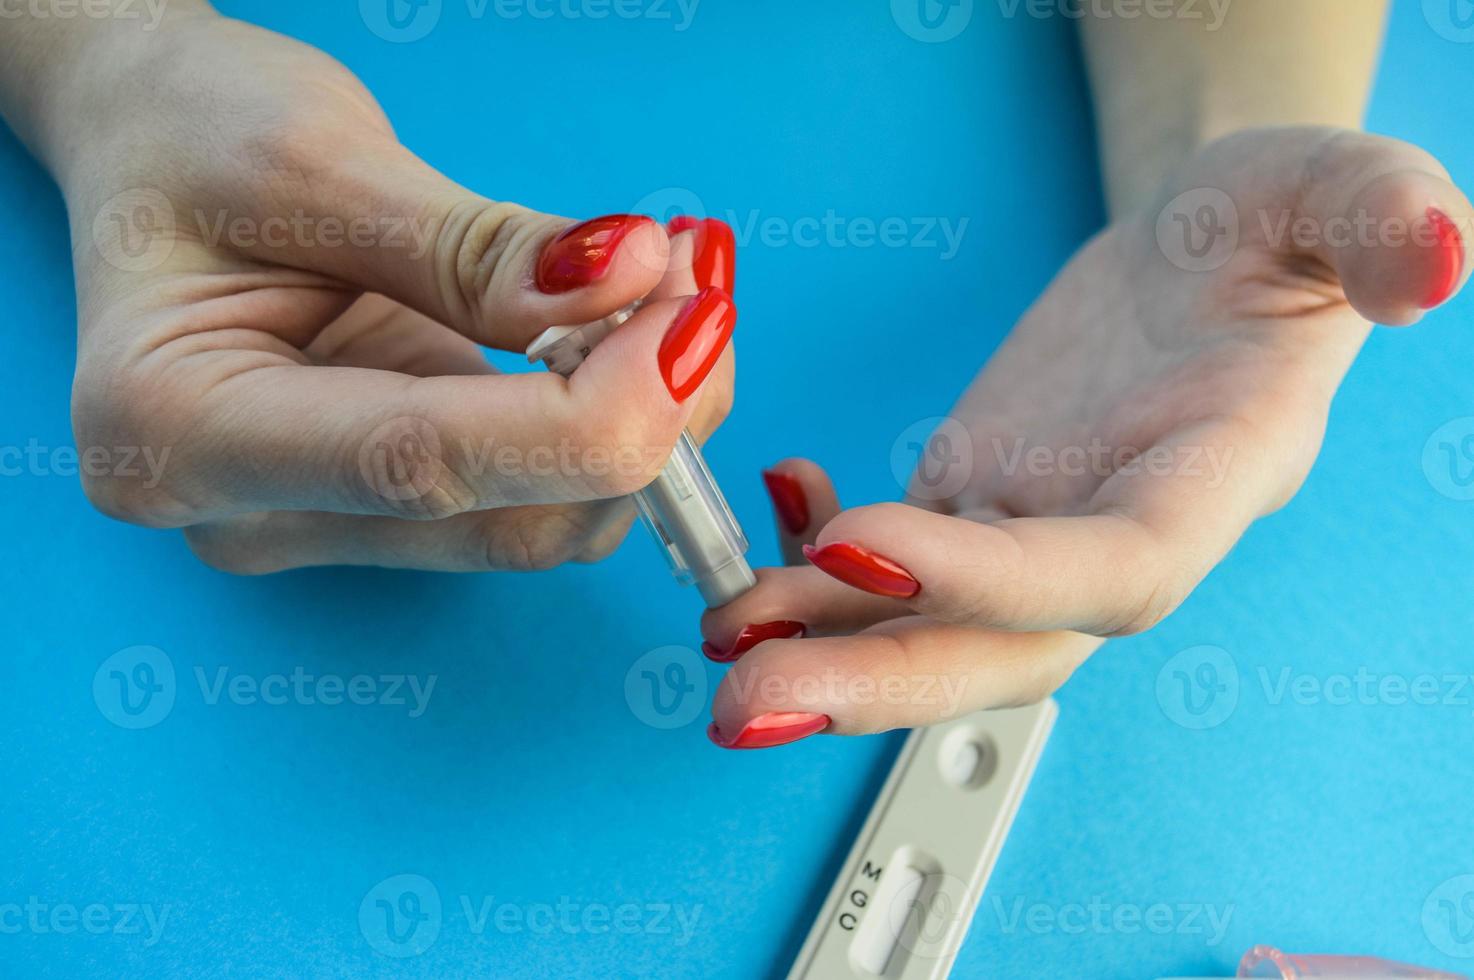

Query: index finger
left=80, top=289, right=736, bottom=526
left=799, top=418, right=1279, bottom=636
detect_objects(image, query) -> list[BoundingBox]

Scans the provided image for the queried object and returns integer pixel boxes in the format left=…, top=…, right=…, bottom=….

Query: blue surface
left=3, top=2, right=1473, bottom=978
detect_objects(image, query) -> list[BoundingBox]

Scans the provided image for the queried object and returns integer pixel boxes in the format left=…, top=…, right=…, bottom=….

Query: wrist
left=0, top=1, right=218, bottom=185
left=1098, top=104, right=1369, bottom=221
left=1081, top=0, right=1385, bottom=217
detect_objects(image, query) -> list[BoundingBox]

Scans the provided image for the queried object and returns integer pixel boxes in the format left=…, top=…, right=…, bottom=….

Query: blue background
left=3, top=1, right=1472, bottom=977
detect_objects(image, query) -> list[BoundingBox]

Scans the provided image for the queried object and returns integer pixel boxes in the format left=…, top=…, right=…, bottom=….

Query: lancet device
left=527, top=303, right=757, bottom=608
left=787, top=701, right=1058, bottom=980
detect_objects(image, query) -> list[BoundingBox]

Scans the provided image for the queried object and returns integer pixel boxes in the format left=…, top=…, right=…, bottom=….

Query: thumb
left=1289, top=131, right=1470, bottom=326
left=232, top=138, right=671, bottom=351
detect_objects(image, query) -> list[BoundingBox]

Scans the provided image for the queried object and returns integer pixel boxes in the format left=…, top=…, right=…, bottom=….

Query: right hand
left=52, top=9, right=737, bottom=572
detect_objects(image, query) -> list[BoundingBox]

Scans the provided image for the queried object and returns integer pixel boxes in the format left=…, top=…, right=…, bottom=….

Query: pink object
left=1238, top=945, right=1468, bottom=979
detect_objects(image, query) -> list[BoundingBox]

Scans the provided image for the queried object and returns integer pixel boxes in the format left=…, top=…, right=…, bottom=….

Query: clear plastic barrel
left=528, top=312, right=756, bottom=608
left=633, top=430, right=756, bottom=606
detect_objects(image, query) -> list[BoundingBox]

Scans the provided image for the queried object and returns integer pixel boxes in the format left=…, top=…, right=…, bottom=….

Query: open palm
left=702, top=127, right=1469, bottom=748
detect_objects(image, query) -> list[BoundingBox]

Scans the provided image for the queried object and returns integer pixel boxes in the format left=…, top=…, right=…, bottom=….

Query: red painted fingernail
left=669, top=216, right=736, bottom=293
left=762, top=469, right=810, bottom=535
left=658, top=287, right=736, bottom=402
left=535, top=214, right=654, bottom=294
left=803, top=542, right=920, bottom=599
left=702, top=621, right=806, bottom=663
left=1421, top=207, right=1465, bottom=309
left=708, top=712, right=830, bottom=750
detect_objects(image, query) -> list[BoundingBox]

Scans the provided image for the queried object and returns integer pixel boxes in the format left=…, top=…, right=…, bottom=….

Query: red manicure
left=535, top=214, right=654, bottom=294
left=803, top=542, right=920, bottom=599
left=708, top=712, right=830, bottom=750
left=658, top=287, right=736, bottom=402
left=1421, top=207, right=1465, bottom=308
left=762, top=469, right=810, bottom=535
left=702, top=621, right=806, bottom=663
left=668, top=216, right=736, bottom=293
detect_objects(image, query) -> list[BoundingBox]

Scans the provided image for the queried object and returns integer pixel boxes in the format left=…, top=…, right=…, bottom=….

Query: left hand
left=702, top=127, right=1470, bottom=749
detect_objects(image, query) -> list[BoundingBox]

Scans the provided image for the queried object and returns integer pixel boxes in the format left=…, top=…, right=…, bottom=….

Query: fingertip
left=650, top=223, right=699, bottom=299
left=1335, top=175, right=1471, bottom=326
left=1419, top=206, right=1466, bottom=310
left=762, top=458, right=842, bottom=559
left=666, top=216, right=736, bottom=294
left=762, top=468, right=811, bottom=536
left=499, top=214, right=672, bottom=353
left=707, top=712, right=831, bottom=750
left=709, top=642, right=833, bottom=748
left=803, top=539, right=922, bottom=599
left=569, top=290, right=726, bottom=412
left=533, top=213, right=667, bottom=295
left=701, top=621, right=807, bottom=663
left=657, top=287, right=737, bottom=404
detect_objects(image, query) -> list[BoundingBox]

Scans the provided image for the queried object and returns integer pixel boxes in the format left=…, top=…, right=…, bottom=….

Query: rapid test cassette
left=787, top=701, right=1058, bottom=980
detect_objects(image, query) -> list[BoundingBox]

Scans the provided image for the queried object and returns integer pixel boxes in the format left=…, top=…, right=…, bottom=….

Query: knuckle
left=572, top=535, right=621, bottom=566
left=72, top=366, right=194, bottom=529
left=438, top=201, right=543, bottom=333
left=1106, top=565, right=1192, bottom=637
left=480, top=510, right=585, bottom=573
left=355, top=415, right=480, bottom=520
left=79, top=474, right=192, bottom=529
left=221, top=72, right=390, bottom=183
left=1085, top=512, right=1192, bottom=637
left=571, top=507, right=636, bottom=565
left=183, top=521, right=281, bottom=576
left=73, top=361, right=153, bottom=450
left=371, top=481, right=478, bottom=522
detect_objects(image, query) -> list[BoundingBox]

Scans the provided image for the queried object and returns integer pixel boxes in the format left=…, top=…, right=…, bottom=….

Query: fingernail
left=1421, top=207, right=1465, bottom=308
left=708, top=712, right=830, bottom=750
left=535, top=214, right=654, bottom=294
left=702, top=621, right=806, bottom=663
left=659, top=287, right=736, bottom=403
left=803, top=542, right=920, bottom=599
left=762, top=469, right=810, bottom=535
left=668, top=216, right=736, bottom=293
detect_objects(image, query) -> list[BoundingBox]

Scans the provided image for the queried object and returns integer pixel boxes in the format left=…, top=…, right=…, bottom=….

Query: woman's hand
left=702, top=127, right=1469, bottom=749
left=39, top=8, right=737, bottom=572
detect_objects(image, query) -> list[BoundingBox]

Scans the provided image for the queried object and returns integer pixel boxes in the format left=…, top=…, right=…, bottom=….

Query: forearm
left=0, top=0, right=215, bottom=180
left=1081, top=0, right=1389, bottom=216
